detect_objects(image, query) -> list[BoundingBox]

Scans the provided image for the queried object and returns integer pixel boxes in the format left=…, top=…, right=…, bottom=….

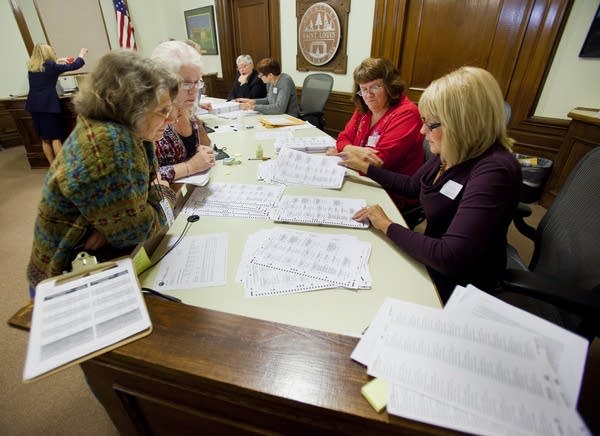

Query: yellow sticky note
left=132, top=247, right=152, bottom=275
left=361, top=378, right=388, bottom=413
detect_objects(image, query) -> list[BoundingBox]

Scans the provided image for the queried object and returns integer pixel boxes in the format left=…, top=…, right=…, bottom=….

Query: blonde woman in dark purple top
left=345, top=66, right=522, bottom=302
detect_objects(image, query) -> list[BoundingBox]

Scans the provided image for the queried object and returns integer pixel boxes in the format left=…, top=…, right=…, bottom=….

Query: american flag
left=113, top=0, right=137, bottom=49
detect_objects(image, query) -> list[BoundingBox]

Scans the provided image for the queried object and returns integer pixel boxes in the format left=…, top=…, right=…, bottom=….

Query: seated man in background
left=227, top=54, right=267, bottom=100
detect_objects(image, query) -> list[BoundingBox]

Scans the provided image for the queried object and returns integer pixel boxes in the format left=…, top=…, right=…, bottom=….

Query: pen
left=248, top=157, right=271, bottom=160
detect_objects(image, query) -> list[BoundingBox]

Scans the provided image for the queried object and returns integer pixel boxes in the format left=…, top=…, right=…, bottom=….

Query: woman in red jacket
left=327, top=57, right=424, bottom=213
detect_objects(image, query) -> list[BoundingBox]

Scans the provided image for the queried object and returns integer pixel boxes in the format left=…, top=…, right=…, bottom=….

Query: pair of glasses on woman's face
left=181, top=80, right=205, bottom=91
left=152, top=106, right=174, bottom=120
left=356, top=83, right=384, bottom=97
left=422, top=118, right=441, bottom=132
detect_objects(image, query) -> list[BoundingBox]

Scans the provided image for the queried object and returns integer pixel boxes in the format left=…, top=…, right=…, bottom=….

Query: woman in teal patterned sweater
left=27, top=50, right=180, bottom=294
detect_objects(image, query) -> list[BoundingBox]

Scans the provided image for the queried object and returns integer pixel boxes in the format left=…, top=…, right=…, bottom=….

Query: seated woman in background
left=27, top=50, right=180, bottom=295
left=227, top=54, right=267, bottom=100
left=152, top=40, right=216, bottom=183
left=327, top=58, right=424, bottom=212
left=346, top=66, right=522, bottom=302
left=237, top=57, right=299, bottom=116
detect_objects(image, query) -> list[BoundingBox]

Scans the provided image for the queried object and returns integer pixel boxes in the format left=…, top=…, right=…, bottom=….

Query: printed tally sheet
left=351, top=285, right=590, bottom=436
left=181, top=182, right=285, bottom=219
left=258, top=147, right=346, bottom=189
left=236, top=227, right=372, bottom=297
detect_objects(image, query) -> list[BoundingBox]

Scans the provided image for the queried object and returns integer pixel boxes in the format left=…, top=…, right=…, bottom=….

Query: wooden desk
left=0, top=95, right=77, bottom=169
left=79, top=113, right=446, bottom=433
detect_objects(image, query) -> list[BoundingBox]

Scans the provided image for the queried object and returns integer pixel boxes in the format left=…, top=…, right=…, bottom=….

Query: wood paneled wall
left=212, top=0, right=574, bottom=206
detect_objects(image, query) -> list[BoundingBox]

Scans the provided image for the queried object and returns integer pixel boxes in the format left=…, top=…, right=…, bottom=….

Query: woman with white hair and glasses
left=345, top=66, right=522, bottom=302
left=152, top=40, right=216, bottom=183
left=227, top=54, right=267, bottom=100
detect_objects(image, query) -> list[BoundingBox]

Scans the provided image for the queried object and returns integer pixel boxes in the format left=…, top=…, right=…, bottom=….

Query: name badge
left=366, top=132, right=380, bottom=147
left=440, top=180, right=463, bottom=200
left=273, top=87, right=278, bottom=94
left=160, top=198, right=175, bottom=226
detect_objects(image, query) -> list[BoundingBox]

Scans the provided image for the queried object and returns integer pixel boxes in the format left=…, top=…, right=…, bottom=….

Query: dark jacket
left=227, top=70, right=267, bottom=100
left=26, top=58, right=85, bottom=113
left=367, top=144, right=522, bottom=301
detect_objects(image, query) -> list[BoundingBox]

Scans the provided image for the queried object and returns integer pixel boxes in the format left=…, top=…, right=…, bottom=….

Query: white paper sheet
left=270, top=195, right=368, bottom=228
left=153, top=233, right=228, bottom=291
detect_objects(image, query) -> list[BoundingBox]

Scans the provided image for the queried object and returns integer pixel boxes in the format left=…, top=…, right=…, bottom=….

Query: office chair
left=497, top=147, right=600, bottom=339
left=298, top=73, right=334, bottom=130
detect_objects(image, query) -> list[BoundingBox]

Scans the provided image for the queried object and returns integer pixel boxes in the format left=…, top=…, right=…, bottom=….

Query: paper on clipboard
left=23, top=256, right=152, bottom=382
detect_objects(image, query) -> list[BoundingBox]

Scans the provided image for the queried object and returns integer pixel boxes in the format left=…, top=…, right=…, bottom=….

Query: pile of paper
left=259, top=115, right=305, bottom=128
left=181, top=182, right=285, bottom=219
left=236, top=227, right=372, bottom=297
left=273, top=135, right=336, bottom=153
left=352, top=285, right=590, bottom=436
left=258, top=147, right=346, bottom=189
left=270, top=195, right=368, bottom=229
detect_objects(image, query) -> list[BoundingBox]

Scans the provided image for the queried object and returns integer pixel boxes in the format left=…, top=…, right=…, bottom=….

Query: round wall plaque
left=298, top=2, right=341, bottom=66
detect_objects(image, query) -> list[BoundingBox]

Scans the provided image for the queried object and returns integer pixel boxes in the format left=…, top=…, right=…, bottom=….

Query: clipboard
left=23, top=253, right=152, bottom=382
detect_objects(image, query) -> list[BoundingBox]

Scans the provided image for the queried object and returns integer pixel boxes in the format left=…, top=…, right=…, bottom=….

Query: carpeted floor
left=0, top=145, right=118, bottom=435
left=0, top=144, right=544, bottom=434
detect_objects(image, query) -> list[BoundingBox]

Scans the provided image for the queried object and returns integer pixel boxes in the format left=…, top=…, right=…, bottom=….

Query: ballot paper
left=236, top=228, right=372, bottom=297
left=351, top=294, right=591, bottom=436
left=270, top=195, right=369, bottom=228
left=261, top=147, right=346, bottom=189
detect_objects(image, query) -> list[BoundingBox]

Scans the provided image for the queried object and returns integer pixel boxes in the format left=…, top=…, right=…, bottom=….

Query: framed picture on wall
left=184, top=6, right=218, bottom=55
left=579, top=4, right=600, bottom=58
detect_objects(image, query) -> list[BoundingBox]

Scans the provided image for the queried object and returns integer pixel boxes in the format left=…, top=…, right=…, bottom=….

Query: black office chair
left=497, top=147, right=600, bottom=339
left=298, top=73, right=334, bottom=130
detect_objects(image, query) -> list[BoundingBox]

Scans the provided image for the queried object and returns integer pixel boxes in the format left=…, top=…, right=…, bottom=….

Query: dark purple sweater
left=367, top=144, right=522, bottom=301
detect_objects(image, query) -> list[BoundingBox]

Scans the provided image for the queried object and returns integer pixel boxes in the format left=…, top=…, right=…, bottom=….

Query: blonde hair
left=419, top=66, right=514, bottom=166
left=27, top=44, right=56, bottom=72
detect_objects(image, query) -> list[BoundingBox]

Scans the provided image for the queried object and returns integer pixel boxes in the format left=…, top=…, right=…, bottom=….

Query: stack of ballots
left=273, top=135, right=336, bottom=153
left=236, top=227, right=371, bottom=298
left=352, top=284, right=591, bottom=435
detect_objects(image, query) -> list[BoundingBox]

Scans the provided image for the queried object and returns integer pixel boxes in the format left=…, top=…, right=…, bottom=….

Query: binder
left=23, top=253, right=152, bottom=382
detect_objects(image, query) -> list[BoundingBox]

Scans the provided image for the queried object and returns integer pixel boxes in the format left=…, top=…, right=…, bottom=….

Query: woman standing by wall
left=25, top=43, right=88, bottom=164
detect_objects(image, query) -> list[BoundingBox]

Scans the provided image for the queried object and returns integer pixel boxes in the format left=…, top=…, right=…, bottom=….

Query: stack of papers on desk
left=259, top=147, right=346, bottom=189
left=217, top=109, right=258, bottom=120
left=270, top=195, right=368, bottom=228
left=259, top=115, right=305, bottom=128
left=236, top=227, right=372, bottom=297
left=273, top=135, right=335, bottom=153
left=209, top=101, right=241, bottom=114
left=352, top=285, right=590, bottom=436
left=181, top=182, right=285, bottom=219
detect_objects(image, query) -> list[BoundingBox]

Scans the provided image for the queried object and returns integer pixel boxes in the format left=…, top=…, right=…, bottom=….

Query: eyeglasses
left=181, top=80, right=205, bottom=91
left=152, top=106, right=173, bottom=120
left=422, top=119, right=441, bottom=131
left=356, top=84, right=384, bottom=97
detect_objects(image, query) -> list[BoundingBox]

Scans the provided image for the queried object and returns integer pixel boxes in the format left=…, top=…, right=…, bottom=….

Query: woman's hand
left=338, top=146, right=383, bottom=173
left=78, top=48, right=89, bottom=58
left=83, top=229, right=107, bottom=251
left=352, top=205, right=393, bottom=234
left=325, top=147, right=339, bottom=156
left=236, top=98, right=255, bottom=110
left=188, top=145, right=216, bottom=173
left=238, top=73, right=249, bottom=85
left=199, top=102, right=213, bottom=111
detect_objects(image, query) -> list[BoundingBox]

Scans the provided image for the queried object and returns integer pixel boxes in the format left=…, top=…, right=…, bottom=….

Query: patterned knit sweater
left=27, top=116, right=175, bottom=288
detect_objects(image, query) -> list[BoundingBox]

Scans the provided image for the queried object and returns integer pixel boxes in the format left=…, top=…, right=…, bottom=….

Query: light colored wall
left=1, top=0, right=597, bottom=115
left=536, top=0, right=600, bottom=119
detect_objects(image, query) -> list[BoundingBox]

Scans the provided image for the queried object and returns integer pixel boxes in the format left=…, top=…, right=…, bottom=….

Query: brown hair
left=74, top=50, right=179, bottom=132
left=256, top=58, right=281, bottom=76
left=352, top=58, right=405, bottom=113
